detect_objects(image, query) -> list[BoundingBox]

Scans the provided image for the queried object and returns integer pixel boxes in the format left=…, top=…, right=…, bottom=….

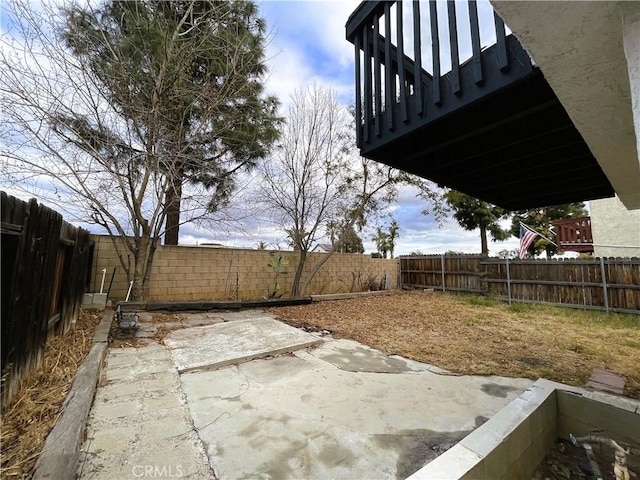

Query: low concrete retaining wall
left=408, top=379, right=640, bottom=480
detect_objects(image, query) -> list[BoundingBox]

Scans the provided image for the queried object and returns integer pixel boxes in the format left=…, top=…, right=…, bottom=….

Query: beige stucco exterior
left=492, top=1, right=640, bottom=209
left=590, top=196, right=640, bottom=257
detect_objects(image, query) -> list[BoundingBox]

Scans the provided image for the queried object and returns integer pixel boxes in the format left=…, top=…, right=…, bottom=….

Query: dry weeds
left=0, top=310, right=102, bottom=479
left=270, top=291, right=640, bottom=398
left=2, top=292, right=636, bottom=480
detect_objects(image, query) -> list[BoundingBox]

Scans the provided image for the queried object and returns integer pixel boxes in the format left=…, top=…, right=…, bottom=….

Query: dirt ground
left=532, top=438, right=619, bottom=480
left=2, top=292, right=638, bottom=479
left=0, top=310, right=102, bottom=479
left=269, top=291, right=640, bottom=399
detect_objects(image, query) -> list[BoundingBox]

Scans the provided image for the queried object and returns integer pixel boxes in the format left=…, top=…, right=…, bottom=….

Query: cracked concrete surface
left=164, top=318, right=322, bottom=373
left=184, top=341, right=531, bottom=479
left=77, top=310, right=532, bottom=479
left=77, top=344, right=213, bottom=479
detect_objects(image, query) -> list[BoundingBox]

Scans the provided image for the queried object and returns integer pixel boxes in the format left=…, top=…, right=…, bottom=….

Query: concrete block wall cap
left=535, top=378, right=640, bottom=412
left=580, top=390, right=640, bottom=413
left=406, top=444, right=482, bottom=480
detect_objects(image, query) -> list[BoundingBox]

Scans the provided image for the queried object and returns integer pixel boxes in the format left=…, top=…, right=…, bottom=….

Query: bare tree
left=258, top=85, right=444, bottom=296
left=298, top=156, right=439, bottom=295
left=0, top=0, right=279, bottom=300
left=258, top=85, right=350, bottom=296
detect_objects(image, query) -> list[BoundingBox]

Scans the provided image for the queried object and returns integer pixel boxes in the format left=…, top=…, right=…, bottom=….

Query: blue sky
left=0, top=0, right=529, bottom=256
left=177, top=0, right=524, bottom=256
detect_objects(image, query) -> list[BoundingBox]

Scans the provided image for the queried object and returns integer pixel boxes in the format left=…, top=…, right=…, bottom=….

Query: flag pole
left=520, top=222, right=557, bottom=247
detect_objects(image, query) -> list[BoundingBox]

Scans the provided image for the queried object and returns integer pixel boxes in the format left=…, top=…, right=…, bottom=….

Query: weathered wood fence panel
left=1, top=192, right=91, bottom=408
left=400, top=255, right=486, bottom=294
left=400, top=255, right=640, bottom=314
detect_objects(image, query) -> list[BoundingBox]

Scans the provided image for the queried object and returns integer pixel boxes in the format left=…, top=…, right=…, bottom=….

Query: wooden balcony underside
left=362, top=68, right=614, bottom=210
left=348, top=1, right=615, bottom=210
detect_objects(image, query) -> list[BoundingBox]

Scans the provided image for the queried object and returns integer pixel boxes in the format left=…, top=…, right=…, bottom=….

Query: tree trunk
left=299, top=220, right=358, bottom=296
left=141, top=235, right=160, bottom=301
left=131, top=234, right=149, bottom=301
left=480, top=225, right=489, bottom=255
left=164, top=174, right=183, bottom=246
left=291, top=250, right=307, bottom=297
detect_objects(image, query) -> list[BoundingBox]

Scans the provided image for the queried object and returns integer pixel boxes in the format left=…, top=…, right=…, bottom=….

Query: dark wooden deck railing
left=346, top=0, right=534, bottom=153
left=552, top=217, right=594, bottom=253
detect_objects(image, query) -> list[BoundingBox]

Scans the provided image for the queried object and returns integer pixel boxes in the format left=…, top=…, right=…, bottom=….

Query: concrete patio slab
left=180, top=338, right=532, bottom=479
left=134, top=311, right=225, bottom=339
left=163, top=317, right=322, bottom=373
left=78, top=312, right=534, bottom=480
left=77, top=344, right=213, bottom=480
left=311, top=338, right=450, bottom=374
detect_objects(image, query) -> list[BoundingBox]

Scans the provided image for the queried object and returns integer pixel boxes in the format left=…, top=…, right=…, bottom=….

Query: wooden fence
left=400, top=254, right=640, bottom=314
left=1, top=192, right=92, bottom=408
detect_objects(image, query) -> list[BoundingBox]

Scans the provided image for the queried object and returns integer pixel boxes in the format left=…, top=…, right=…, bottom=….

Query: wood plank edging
left=32, top=311, right=113, bottom=480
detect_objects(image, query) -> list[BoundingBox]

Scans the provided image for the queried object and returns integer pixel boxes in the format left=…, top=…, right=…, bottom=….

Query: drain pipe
left=571, top=434, right=631, bottom=480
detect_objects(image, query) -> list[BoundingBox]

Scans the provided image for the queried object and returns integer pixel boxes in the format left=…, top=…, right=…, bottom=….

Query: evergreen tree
left=327, top=221, right=364, bottom=253
left=62, top=0, right=281, bottom=245
left=444, top=191, right=510, bottom=255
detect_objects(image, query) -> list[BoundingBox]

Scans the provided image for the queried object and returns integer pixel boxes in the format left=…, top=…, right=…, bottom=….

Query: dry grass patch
left=1, top=310, right=102, bottom=479
left=269, top=291, right=640, bottom=398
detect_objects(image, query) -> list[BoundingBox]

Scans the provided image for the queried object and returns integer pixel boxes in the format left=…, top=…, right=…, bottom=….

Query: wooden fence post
left=600, top=257, right=610, bottom=313
left=398, top=254, right=638, bottom=313
left=506, top=258, right=512, bottom=305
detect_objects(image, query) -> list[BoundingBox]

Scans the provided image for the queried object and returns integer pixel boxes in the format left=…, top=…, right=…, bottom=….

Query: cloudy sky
left=177, top=0, right=524, bottom=256
left=0, top=0, right=532, bottom=256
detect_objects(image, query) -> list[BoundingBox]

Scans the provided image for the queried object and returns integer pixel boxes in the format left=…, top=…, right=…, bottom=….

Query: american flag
left=519, top=223, right=538, bottom=259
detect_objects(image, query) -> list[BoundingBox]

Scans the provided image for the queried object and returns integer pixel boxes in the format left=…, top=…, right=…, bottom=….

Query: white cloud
left=3, top=0, right=531, bottom=259
left=260, top=0, right=357, bottom=110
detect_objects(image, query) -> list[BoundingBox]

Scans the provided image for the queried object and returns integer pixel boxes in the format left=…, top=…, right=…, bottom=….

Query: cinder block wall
left=89, top=235, right=398, bottom=302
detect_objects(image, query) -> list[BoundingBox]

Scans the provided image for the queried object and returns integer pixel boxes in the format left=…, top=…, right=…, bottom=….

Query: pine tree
left=62, top=0, right=281, bottom=245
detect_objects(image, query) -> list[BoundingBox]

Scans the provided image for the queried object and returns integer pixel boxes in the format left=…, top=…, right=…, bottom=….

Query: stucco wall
left=621, top=2, right=640, bottom=186
left=491, top=1, right=640, bottom=208
left=89, top=235, right=398, bottom=302
left=590, top=196, right=640, bottom=257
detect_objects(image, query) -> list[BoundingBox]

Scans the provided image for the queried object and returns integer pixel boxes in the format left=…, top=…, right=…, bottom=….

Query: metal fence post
left=506, top=258, right=512, bottom=305
left=441, top=254, right=446, bottom=292
left=600, top=257, right=609, bottom=313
